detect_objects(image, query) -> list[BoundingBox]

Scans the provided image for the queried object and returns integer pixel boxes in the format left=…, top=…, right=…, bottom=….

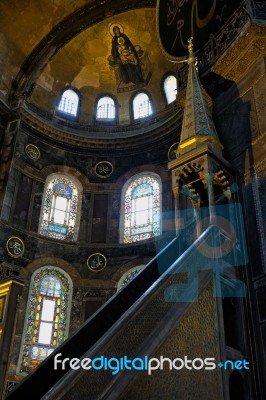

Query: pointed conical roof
left=178, top=38, right=223, bottom=155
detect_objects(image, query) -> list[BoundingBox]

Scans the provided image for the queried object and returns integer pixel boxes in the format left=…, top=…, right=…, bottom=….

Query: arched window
left=57, top=88, right=79, bottom=117
left=18, top=267, right=72, bottom=375
left=132, top=92, right=153, bottom=120
left=39, top=174, right=82, bottom=241
left=164, top=75, right=177, bottom=104
left=121, top=173, right=161, bottom=243
left=96, top=96, right=116, bottom=121
left=117, top=265, right=145, bottom=291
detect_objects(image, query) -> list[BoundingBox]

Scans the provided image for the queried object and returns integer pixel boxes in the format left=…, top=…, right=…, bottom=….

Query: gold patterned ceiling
left=0, top=0, right=90, bottom=92
left=0, top=0, right=265, bottom=128
left=32, top=8, right=176, bottom=124
left=0, top=0, right=178, bottom=124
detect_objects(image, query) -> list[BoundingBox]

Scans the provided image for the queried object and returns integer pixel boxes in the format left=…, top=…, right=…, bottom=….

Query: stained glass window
left=164, top=74, right=177, bottom=104
left=18, top=267, right=72, bottom=375
left=39, top=175, right=80, bottom=241
left=57, top=89, right=79, bottom=117
left=122, top=174, right=161, bottom=243
left=132, top=92, right=153, bottom=120
left=96, top=96, right=116, bottom=120
left=117, top=265, right=145, bottom=291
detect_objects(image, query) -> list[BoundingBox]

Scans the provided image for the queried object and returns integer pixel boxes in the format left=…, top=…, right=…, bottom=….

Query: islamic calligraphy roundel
left=94, top=161, right=114, bottom=179
left=6, top=236, right=25, bottom=258
left=157, top=0, right=241, bottom=59
left=25, top=144, right=41, bottom=161
left=87, top=253, right=107, bottom=272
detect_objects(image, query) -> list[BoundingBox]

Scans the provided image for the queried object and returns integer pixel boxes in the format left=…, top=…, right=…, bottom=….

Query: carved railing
left=198, top=2, right=250, bottom=72
left=177, top=1, right=250, bottom=90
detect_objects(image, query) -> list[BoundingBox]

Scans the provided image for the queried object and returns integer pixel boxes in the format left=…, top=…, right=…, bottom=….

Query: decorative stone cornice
left=212, top=24, right=266, bottom=82
left=17, top=102, right=182, bottom=148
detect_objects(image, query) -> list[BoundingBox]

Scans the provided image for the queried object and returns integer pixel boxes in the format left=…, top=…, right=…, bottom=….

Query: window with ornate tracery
left=132, top=92, right=153, bottom=120
left=39, top=174, right=82, bottom=241
left=117, top=265, right=145, bottom=291
left=57, top=88, right=79, bottom=117
left=18, top=267, right=72, bottom=375
left=121, top=173, right=161, bottom=243
left=96, top=96, right=116, bottom=121
left=163, top=74, right=177, bottom=104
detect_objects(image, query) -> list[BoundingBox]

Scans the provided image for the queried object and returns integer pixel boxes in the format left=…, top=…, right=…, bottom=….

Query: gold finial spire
left=188, top=37, right=195, bottom=64
left=176, top=37, right=223, bottom=156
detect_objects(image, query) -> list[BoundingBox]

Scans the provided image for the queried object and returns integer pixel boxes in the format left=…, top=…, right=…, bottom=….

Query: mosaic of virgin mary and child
left=108, top=25, right=148, bottom=87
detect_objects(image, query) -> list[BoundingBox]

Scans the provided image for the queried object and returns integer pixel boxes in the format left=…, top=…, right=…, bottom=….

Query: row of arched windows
left=17, top=174, right=163, bottom=375
left=38, top=172, right=162, bottom=243
left=55, top=74, right=177, bottom=122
